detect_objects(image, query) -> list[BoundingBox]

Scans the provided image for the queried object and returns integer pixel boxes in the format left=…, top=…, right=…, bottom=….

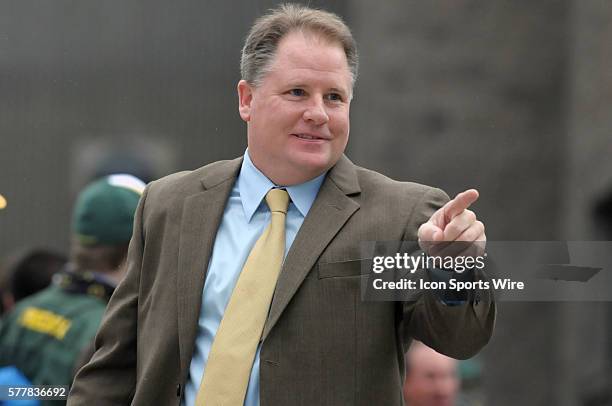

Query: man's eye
left=289, top=89, right=305, bottom=97
left=325, top=93, right=343, bottom=102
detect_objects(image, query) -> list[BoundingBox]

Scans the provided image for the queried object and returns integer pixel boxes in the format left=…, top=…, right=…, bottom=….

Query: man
left=0, top=174, right=145, bottom=402
left=403, top=341, right=460, bottom=406
left=69, top=4, right=494, bottom=405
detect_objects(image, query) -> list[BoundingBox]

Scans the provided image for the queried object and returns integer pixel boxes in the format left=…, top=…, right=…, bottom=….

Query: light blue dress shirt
left=182, top=151, right=326, bottom=406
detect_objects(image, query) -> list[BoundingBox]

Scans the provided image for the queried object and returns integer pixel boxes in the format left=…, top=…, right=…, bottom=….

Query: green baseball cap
left=72, top=174, right=146, bottom=245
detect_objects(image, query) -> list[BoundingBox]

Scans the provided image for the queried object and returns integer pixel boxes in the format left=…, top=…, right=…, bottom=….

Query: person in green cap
left=0, top=174, right=145, bottom=404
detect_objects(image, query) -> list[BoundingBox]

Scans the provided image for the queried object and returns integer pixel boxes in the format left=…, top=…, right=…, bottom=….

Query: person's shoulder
left=0, top=287, right=67, bottom=333
left=351, top=162, right=449, bottom=202
left=6, top=286, right=56, bottom=312
left=144, top=157, right=241, bottom=203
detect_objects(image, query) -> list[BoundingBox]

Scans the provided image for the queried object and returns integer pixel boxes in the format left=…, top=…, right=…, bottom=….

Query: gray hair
left=240, top=3, right=359, bottom=88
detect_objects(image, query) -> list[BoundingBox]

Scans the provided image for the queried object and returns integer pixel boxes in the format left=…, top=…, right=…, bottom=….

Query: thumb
left=418, top=222, right=444, bottom=244
left=418, top=221, right=445, bottom=255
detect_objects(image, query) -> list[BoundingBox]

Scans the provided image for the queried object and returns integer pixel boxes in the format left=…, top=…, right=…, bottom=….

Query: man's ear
left=238, top=80, right=254, bottom=122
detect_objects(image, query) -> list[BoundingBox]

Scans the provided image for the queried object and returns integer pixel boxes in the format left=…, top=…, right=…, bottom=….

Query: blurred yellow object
left=0, top=193, right=6, bottom=209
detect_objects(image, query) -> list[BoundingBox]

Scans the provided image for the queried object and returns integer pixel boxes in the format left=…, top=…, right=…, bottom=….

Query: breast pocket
left=317, top=258, right=372, bottom=279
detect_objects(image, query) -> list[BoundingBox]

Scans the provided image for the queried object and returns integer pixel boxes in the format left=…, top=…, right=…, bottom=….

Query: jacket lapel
left=176, top=158, right=242, bottom=376
left=261, top=155, right=361, bottom=340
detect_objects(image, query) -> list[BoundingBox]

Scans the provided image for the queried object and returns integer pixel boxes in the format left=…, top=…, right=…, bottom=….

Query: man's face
left=238, top=30, right=352, bottom=186
left=403, top=346, right=459, bottom=406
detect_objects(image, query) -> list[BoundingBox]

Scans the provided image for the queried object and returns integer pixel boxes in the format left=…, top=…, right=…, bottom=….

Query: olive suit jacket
left=68, top=155, right=495, bottom=406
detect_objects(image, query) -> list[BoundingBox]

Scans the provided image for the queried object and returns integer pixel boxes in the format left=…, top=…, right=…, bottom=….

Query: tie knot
left=265, top=189, right=290, bottom=214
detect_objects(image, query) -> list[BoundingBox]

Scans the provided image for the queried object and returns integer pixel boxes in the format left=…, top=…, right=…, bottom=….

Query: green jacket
left=0, top=270, right=114, bottom=405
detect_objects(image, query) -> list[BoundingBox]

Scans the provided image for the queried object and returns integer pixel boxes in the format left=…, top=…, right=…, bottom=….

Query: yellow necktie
left=196, top=188, right=290, bottom=406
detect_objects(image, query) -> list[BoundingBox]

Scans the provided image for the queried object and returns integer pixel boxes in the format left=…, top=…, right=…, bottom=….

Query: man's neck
left=246, top=152, right=326, bottom=186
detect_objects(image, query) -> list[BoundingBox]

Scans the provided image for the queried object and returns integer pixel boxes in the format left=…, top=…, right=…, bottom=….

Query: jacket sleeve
left=401, top=187, right=496, bottom=360
left=67, top=185, right=149, bottom=405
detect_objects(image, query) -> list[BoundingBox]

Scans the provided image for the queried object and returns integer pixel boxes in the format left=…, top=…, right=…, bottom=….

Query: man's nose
left=302, top=98, right=329, bottom=125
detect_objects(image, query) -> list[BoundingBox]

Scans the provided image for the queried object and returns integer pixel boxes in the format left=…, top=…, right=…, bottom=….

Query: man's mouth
left=293, top=133, right=328, bottom=140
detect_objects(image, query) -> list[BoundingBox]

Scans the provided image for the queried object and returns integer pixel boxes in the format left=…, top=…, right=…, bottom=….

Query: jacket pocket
left=317, top=259, right=372, bottom=279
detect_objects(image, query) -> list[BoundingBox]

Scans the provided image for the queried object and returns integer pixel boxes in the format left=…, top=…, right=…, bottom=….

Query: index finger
left=443, top=189, right=479, bottom=221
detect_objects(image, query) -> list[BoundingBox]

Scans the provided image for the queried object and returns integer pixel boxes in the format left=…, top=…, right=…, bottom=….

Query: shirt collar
left=238, top=149, right=326, bottom=222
